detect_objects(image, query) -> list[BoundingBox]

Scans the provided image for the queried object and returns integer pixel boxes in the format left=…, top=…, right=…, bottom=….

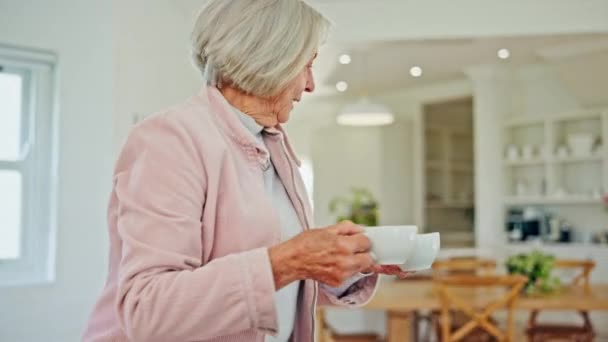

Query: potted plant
left=329, top=188, right=379, bottom=226
left=506, top=250, right=560, bottom=295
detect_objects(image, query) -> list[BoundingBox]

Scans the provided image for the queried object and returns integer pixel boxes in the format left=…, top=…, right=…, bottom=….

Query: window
left=0, top=45, right=57, bottom=286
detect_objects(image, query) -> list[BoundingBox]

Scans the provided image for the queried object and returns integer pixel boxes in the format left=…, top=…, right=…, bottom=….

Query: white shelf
left=504, top=196, right=603, bottom=205
left=504, top=158, right=545, bottom=167
left=551, top=110, right=603, bottom=123
left=423, top=106, right=475, bottom=239
left=502, top=109, right=607, bottom=213
left=505, top=109, right=604, bottom=127
left=426, top=160, right=473, bottom=172
left=550, top=154, right=603, bottom=164
left=452, top=162, right=473, bottom=172
left=425, top=124, right=471, bottom=135
left=504, top=117, right=545, bottom=128
left=504, top=155, right=602, bottom=166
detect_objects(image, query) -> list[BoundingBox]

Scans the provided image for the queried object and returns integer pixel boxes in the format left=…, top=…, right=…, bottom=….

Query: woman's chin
left=277, top=111, right=291, bottom=124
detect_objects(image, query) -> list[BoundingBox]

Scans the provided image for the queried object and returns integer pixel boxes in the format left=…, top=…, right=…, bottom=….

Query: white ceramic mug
left=399, top=232, right=441, bottom=272
left=363, top=226, right=418, bottom=265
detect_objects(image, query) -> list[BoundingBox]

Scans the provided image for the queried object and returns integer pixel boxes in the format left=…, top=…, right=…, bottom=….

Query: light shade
left=337, top=97, right=394, bottom=126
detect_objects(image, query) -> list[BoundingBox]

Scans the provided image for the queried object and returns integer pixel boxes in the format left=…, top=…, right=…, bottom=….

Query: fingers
left=328, top=222, right=370, bottom=253
left=331, top=221, right=364, bottom=236
left=372, top=265, right=414, bottom=279
left=396, top=271, right=414, bottom=279
left=378, top=265, right=403, bottom=274
left=353, top=253, right=375, bottom=271
left=343, top=234, right=371, bottom=253
left=359, top=264, right=413, bottom=278
left=369, top=265, right=384, bottom=274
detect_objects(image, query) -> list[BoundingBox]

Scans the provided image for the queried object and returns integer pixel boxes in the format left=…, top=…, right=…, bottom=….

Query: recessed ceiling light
left=336, top=81, right=348, bottom=92
left=410, top=66, right=422, bottom=77
left=339, top=54, right=351, bottom=65
left=498, top=48, right=510, bottom=59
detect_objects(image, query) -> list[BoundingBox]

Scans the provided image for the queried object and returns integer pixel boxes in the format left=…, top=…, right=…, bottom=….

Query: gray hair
left=192, top=0, right=330, bottom=98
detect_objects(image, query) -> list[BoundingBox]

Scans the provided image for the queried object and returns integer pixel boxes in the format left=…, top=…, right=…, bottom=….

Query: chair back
left=526, top=259, right=596, bottom=338
left=432, top=257, right=497, bottom=276
left=553, top=259, right=595, bottom=294
left=436, top=274, right=527, bottom=342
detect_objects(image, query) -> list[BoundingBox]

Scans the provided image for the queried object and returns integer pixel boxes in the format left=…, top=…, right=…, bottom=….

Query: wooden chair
left=415, top=257, right=498, bottom=341
left=526, top=259, right=596, bottom=342
left=434, top=274, right=527, bottom=342
left=432, top=257, right=497, bottom=276
left=316, top=308, right=382, bottom=342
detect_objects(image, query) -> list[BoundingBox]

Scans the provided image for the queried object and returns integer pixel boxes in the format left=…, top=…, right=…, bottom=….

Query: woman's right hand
left=268, top=221, right=374, bottom=289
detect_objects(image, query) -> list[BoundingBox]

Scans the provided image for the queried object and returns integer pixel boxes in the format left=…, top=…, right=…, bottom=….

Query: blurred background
left=0, top=0, right=607, bottom=341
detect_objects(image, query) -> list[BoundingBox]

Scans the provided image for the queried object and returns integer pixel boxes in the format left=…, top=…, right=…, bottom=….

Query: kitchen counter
left=438, top=241, right=608, bottom=282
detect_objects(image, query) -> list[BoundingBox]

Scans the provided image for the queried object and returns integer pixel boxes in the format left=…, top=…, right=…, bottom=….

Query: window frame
left=0, top=45, right=58, bottom=286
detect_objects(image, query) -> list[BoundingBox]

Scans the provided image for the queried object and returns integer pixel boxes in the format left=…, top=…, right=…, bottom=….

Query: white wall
left=380, top=122, right=414, bottom=226
left=513, top=64, right=581, bottom=118
left=312, top=126, right=384, bottom=225
left=287, top=104, right=416, bottom=228
left=0, top=1, right=113, bottom=341
left=113, top=0, right=201, bottom=153
left=0, top=0, right=201, bottom=340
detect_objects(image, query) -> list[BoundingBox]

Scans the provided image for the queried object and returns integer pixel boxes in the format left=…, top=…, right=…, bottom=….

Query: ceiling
left=172, top=1, right=608, bottom=105
left=174, top=0, right=608, bottom=43
left=322, top=34, right=608, bottom=97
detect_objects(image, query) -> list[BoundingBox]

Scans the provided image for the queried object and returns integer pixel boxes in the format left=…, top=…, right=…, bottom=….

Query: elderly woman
left=83, top=1, right=406, bottom=341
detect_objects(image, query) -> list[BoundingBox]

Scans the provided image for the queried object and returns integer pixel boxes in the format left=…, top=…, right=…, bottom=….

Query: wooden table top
left=364, top=278, right=608, bottom=311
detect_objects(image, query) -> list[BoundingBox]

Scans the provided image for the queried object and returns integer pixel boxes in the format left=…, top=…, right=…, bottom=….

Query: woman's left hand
left=364, top=265, right=414, bottom=279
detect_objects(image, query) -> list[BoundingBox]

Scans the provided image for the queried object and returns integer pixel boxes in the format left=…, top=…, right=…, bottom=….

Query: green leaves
left=506, top=250, right=561, bottom=294
left=329, top=187, right=379, bottom=226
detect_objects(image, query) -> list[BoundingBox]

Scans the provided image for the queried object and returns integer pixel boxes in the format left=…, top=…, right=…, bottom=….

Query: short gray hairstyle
left=192, top=0, right=330, bottom=98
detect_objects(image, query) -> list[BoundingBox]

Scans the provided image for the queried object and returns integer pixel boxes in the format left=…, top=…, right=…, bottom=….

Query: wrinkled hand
left=364, top=265, right=414, bottom=279
left=269, top=221, right=374, bottom=289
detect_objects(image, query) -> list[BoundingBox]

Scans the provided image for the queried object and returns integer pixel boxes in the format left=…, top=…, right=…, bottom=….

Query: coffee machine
left=506, top=207, right=547, bottom=242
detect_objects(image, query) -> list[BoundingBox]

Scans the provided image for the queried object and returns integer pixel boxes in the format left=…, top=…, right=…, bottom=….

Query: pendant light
left=336, top=49, right=394, bottom=127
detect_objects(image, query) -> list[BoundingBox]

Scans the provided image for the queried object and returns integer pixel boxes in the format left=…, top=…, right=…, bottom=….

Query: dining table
left=358, top=276, right=608, bottom=342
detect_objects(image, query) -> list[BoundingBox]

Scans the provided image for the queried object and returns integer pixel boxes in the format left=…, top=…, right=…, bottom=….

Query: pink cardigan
left=82, top=87, right=378, bottom=342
